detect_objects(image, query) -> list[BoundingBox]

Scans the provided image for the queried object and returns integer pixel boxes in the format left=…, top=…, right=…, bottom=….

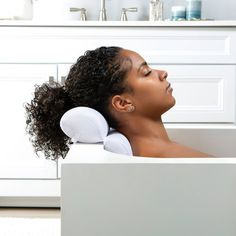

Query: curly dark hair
left=25, top=46, right=132, bottom=160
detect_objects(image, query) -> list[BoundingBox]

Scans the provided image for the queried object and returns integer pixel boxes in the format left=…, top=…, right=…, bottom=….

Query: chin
left=168, top=95, right=176, bottom=108
left=171, top=96, right=176, bottom=107
left=163, top=96, right=176, bottom=114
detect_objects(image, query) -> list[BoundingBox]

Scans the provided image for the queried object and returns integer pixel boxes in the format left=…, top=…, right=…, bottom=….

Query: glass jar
left=186, top=0, right=201, bottom=20
left=149, top=0, right=163, bottom=21
left=171, top=6, right=186, bottom=21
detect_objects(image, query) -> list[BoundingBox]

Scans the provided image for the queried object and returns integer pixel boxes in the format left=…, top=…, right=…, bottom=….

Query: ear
left=111, top=95, right=133, bottom=113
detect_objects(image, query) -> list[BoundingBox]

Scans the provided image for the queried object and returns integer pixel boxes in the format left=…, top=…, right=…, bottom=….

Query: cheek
left=136, top=84, right=164, bottom=102
left=134, top=87, right=163, bottom=109
left=134, top=86, right=175, bottom=114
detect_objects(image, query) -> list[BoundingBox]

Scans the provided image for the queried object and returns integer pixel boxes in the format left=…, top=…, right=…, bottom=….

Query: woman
left=25, top=46, right=213, bottom=159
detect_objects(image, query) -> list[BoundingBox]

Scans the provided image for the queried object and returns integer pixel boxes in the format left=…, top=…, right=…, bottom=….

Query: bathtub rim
left=63, top=143, right=236, bottom=164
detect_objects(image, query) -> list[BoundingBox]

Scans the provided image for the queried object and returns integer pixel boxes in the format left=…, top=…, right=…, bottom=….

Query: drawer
left=59, top=64, right=235, bottom=123
left=153, top=65, right=236, bottom=123
left=0, top=27, right=235, bottom=64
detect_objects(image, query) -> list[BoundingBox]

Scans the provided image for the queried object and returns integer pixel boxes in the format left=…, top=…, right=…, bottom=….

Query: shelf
left=0, top=20, right=236, bottom=27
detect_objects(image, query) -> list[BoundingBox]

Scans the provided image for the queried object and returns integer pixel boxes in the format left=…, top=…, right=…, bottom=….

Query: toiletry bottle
left=157, top=1, right=163, bottom=20
left=186, top=0, right=201, bottom=20
left=149, top=0, right=157, bottom=21
left=149, top=0, right=163, bottom=21
left=171, top=6, right=186, bottom=21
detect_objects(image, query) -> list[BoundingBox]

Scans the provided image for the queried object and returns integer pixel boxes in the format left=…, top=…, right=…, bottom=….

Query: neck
left=119, top=115, right=170, bottom=143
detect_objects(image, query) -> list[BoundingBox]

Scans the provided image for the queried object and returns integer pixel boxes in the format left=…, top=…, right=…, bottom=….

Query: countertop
left=0, top=20, right=236, bottom=27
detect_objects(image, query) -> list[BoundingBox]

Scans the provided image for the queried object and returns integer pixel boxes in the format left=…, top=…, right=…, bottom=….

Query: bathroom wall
left=65, top=0, right=236, bottom=21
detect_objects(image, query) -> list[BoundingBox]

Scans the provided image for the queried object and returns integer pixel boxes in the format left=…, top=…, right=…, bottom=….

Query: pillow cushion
left=60, top=106, right=133, bottom=156
left=60, top=107, right=109, bottom=143
left=104, top=131, right=133, bottom=156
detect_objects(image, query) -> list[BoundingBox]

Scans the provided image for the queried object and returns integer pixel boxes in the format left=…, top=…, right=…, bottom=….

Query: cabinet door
left=59, top=64, right=236, bottom=123
left=0, top=64, right=57, bottom=178
left=155, top=65, right=236, bottom=123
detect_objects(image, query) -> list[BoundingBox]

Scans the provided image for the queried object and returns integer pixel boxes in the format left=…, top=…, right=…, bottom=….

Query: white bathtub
left=166, top=126, right=236, bottom=157
left=61, top=127, right=236, bottom=236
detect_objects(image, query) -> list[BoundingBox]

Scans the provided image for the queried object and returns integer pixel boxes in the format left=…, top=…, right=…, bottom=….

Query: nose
left=157, top=70, right=168, bottom=81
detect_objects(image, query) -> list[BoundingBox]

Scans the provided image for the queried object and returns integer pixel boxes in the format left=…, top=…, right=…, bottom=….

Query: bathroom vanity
left=0, top=20, right=235, bottom=206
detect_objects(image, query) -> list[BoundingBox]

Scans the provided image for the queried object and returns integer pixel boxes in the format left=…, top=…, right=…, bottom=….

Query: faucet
left=120, top=7, right=138, bottom=21
left=70, top=8, right=87, bottom=21
left=98, top=0, right=107, bottom=21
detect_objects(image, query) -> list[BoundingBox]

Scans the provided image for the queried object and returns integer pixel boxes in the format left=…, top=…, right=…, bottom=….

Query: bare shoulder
left=161, top=141, right=215, bottom=158
left=132, top=138, right=214, bottom=158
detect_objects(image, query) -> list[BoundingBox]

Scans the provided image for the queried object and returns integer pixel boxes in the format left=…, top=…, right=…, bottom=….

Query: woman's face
left=120, top=49, right=176, bottom=118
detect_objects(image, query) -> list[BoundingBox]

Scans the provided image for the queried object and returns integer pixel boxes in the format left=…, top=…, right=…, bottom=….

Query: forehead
left=120, top=49, right=146, bottom=69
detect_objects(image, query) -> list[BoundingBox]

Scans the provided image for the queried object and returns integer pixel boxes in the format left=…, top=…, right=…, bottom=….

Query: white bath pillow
left=60, top=106, right=133, bottom=156
left=104, top=131, right=133, bottom=156
left=60, top=107, right=109, bottom=143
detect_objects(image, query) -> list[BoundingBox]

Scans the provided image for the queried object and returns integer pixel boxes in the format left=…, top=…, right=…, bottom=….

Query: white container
left=0, top=0, right=33, bottom=20
left=32, top=0, right=63, bottom=21
left=171, top=6, right=186, bottom=21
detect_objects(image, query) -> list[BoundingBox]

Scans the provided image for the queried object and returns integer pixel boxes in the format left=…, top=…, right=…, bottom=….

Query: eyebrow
left=137, top=61, right=148, bottom=73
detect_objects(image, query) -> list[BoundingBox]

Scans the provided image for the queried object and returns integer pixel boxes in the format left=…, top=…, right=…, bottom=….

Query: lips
left=166, top=82, right=173, bottom=93
left=166, top=82, right=171, bottom=90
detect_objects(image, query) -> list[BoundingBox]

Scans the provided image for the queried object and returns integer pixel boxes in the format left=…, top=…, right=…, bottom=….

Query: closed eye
left=145, top=70, right=152, bottom=76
